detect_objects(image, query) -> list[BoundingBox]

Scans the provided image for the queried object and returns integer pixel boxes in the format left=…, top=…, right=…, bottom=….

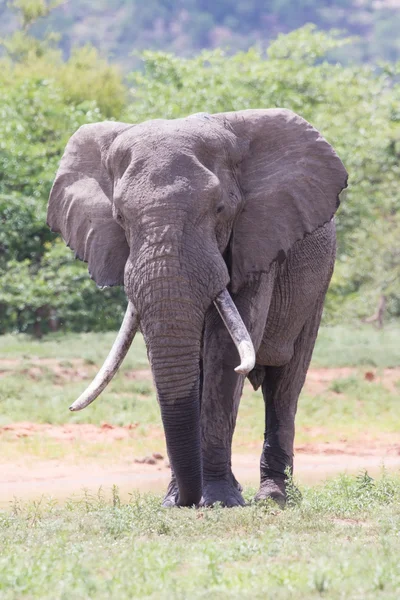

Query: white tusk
left=69, top=302, right=139, bottom=411
left=213, top=289, right=256, bottom=375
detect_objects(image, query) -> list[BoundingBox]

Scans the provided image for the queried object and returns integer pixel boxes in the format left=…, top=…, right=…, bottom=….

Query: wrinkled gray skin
left=47, top=109, right=348, bottom=508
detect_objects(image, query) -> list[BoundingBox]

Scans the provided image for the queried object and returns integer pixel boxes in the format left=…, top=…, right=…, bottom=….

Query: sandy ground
left=1, top=364, right=399, bottom=505
left=1, top=432, right=399, bottom=505
left=2, top=450, right=399, bottom=506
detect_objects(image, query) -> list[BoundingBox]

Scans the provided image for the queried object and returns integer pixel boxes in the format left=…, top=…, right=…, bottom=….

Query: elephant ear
left=217, top=109, right=348, bottom=292
left=47, top=121, right=134, bottom=287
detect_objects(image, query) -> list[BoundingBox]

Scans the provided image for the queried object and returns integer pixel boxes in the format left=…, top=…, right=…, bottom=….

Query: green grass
left=0, top=369, right=159, bottom=427
left=1, top=473, right=399, bottom=599
left=0, top=333, right=156, bottom=427
left=312, top=324, right=400, bottom=368
left=298, top=384, right=400, bottom=438
left=1, top=327, right=399, bottom=598
left=0, top=331, right=149, bottom=368
left=1, top=364, right=398, bottom=458
left=1, top=368, right=398, bottom=461
left=1, top=326, right=399, bottom=460
left=238, top=374, right=400, bottom=447
left=1, top=323, right=399, bottom=367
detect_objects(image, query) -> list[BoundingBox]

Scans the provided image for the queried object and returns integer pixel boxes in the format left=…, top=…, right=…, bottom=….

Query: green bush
left=125, top=28, right=400, bottom=321
left=0, top=2, right=399, bottom=334
left=0, top=3, right=127, bottom=335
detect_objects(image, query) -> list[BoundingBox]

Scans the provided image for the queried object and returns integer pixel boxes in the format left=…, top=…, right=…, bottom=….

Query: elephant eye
left=216, top=204, right=225, bottom=214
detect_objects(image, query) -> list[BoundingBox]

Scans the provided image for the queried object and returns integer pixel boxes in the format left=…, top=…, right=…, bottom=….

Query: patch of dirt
left=2, top=422, right=399, bottom=457
left=124, top=369, right=153, bottom=381
left=0, top=361, right=399, bottom=503
left=0, top=358, right=93, bottom=382
left=296, top=438, right=400, bottom=457
left=0, top=357, right=154, bottom=383
left=1, top=358, right=399, bottom=394
left=1, top=448, right=400, bottom=506
left=0, top=422, right=165, bottom=443
left=330, top=518, right=369, bottom=528
left=304, top=367, right=400, bottom=395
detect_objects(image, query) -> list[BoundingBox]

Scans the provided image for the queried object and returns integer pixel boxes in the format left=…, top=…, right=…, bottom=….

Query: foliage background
left=0, top=1, right=399, bottom=335
left=1, top=0, right=400, bottom=66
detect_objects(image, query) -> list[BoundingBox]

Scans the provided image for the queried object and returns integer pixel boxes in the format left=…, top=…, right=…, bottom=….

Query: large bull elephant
left=47, top=109, right=347, bottom=507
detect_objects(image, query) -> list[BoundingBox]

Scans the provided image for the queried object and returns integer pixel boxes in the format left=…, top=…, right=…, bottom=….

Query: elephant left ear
left=47, top=121, right=133, bottom=287
left=216, top=109, right=348, bottom=292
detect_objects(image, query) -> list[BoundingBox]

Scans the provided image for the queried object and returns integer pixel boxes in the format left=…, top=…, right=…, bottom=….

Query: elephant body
left=198, top=219, right=335, bottom=506
left=47, top=109, right=347, bottom=507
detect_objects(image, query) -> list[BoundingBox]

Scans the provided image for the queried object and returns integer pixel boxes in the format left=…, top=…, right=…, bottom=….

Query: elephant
left=47, top=109, right=348, bottom=508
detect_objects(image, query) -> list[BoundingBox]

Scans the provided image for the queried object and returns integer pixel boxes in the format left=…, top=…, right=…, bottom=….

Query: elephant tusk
left=213, top=290, right=256, bottom=376
left=69, top=302, right=139, bottom=412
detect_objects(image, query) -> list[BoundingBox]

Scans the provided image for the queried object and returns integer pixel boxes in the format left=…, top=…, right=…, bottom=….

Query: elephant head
left=47, top=109, right=347, bottom=506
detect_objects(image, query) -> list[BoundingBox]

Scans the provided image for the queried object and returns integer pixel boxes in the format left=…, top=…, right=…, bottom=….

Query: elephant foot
left=231, top=471, right=243, bottom=493
left=201, top=478, right=245, bottom=507
left=255, top=478, right=286, bottom=508
left=162, top=472, right=244, bottom=508
left=162, top=477, right=179, bottom=507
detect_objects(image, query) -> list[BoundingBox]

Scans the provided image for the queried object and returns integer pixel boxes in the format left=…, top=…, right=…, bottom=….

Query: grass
left=1, top=367, right=398, bottom=462
left=0, top=368, right=159, bottom=426
left=0, top=326, right=399, bottom=598
left=0, top=331, right=149, bottom=367
left=312, top=324, right=400, bottom=368
left=0, top=431, right=165, bottom=464
left=1, top=472, right=399, bottom=599
left=239, top=374, right=400, bottom=448
left=0, top=369, right=398, bottom=460
left=0, top=325, right=399, bottom=460
left=1, top=323, right=399, bottom=367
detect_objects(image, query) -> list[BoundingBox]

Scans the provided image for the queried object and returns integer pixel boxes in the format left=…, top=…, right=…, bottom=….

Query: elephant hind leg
left=255, top=296, right=326, bottom=506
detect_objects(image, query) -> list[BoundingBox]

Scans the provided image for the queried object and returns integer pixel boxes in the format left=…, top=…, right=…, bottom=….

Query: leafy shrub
left=0, top=2, right=399, bottom=334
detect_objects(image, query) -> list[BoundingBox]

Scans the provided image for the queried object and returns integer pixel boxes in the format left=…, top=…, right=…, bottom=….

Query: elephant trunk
left=144, top=309, right=203, bottom=506
left=68, top=292, right=255, bottom=413
left=67, top=246, right=255, bottom=506
left=130, top=250, right=204, bottom=505
left=145, top=291, right=255, bottom=506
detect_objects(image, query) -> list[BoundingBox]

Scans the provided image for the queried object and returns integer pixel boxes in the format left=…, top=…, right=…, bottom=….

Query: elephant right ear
left=216, top=109, right=348, bottom=292
left=47, top=121, right=134, bottom=287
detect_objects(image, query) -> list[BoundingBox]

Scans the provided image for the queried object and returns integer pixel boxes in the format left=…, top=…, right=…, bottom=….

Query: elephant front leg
left=256, top=300, right=325, bottom=506
left=162, top=468, right=179, bottom=507
left=200, top=314, right=246, bottom=507
left=161, top=350, right=244, bottom=508
left=160, top=358, right=236, bottom=508
left=200, top=278, right=273, bottom=507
